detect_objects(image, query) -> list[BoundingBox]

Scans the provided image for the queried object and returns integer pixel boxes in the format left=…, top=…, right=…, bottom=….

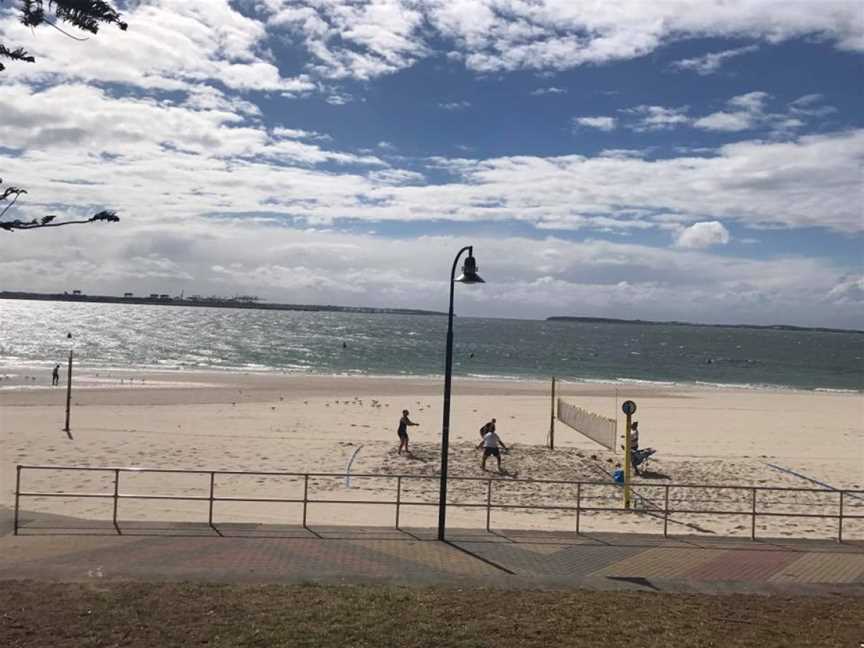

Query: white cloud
left=623, top=105, right=690, bottom=131
left=252, top=1, right=864, bottom=81
left=672, top=45, right=760, bottom=75
left=0, top=1, right=315, bottom=93
left=531, top=87, right=567, bottom=95
left=265, top=0, right=428, bottom=80
left=694, top=111, right=755, bottom=132
left=826, top=275, right=864, bottom=305
left=1, top=225, right=860, bottom=327
left=789, top=94, right=838, bottom=117
left=0, top=83, right=384, bottom=168
left=439, top=100, right=472, bottom=110
left=674, top=221, right=731, bottom=248
left=728, top=91, right=770, bottom=112
left=574, top=116, right=617, bottom=131
left=694, top=91, right=793, bottom=132
left=272, top=128, right=332, bottom=141
left=326, top=92, right=353, bottom=105
left=616, top=92, right=829, bottom=134
left=3, top=85, right=861, bottom=237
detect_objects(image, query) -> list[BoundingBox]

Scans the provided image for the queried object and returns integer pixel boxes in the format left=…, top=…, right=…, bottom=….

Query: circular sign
left=621, top=400, right=637, bottom=415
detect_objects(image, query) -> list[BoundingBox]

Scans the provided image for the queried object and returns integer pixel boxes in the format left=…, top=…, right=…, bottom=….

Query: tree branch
left=2, top=1, right=126, bottom=71
left=1, top=210, right=120, bottom=231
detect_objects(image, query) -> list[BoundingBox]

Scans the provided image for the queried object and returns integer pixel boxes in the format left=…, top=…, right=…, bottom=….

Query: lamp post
left=438, top=246, right=485, bottom=541
left=63, top=332, right=73, bottom=433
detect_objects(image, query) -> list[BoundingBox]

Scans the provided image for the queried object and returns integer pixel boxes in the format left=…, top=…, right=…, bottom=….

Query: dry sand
left=1, top=368, right=862, bottom=540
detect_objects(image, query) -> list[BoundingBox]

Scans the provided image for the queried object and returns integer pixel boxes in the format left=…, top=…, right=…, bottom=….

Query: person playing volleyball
left=477, top=426, right=508, bottom=472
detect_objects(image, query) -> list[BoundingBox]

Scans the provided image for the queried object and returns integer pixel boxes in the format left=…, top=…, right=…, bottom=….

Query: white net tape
left=557, top=398, right=617, bottom=450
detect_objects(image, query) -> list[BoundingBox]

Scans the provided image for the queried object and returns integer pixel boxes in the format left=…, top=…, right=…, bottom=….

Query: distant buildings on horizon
left=64, top=289, right=261, bottom=304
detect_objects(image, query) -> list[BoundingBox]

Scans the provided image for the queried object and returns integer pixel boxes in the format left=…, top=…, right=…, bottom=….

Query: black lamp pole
left=63, top=332, right=73, bottom=433
left=437, top=245, right=484, bottom=541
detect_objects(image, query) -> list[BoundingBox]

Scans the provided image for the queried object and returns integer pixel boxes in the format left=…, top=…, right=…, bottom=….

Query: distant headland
left=0, top=290, right=447, bottom=317
left=546, top=315, right=863, bottom=335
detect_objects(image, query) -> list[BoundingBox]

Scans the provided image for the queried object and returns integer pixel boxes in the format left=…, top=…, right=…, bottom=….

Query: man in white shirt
left=477, top=428, right=508, bottom=472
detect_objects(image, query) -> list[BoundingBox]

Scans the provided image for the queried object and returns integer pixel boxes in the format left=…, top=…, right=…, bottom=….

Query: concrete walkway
left=3, top=510, right=863, bottom=595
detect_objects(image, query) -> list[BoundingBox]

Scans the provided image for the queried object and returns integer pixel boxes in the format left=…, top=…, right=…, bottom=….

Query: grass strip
left=0, top=581, right=861, bottom=647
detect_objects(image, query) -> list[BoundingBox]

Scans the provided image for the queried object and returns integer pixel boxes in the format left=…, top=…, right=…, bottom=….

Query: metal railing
left=13, top=464, right=864, bottom=541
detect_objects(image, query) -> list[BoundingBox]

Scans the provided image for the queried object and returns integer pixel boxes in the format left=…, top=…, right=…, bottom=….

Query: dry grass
left=1, top=581, right=861, bottom=647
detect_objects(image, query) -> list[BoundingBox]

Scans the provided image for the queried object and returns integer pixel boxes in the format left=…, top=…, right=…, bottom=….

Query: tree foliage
left=1, top=178, right=120, bottom=231
left=1, top=0, right=127, bottom=71
left=1, top=3, right=125, bottom=231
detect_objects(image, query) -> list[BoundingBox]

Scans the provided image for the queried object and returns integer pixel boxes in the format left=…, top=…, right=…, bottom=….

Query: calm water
left=1, top=300, right=862, bottom=391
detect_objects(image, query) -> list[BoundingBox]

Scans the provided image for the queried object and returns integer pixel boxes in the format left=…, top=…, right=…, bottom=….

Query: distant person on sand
left=479, top=418, right=496, bottom=438
left=630, top=421, right=639, bottom=451
left=477, top=426, right=508, bottom=472
left=397, top=409, right=419, bottom=455
left=51, top=364, right=60, bottom=386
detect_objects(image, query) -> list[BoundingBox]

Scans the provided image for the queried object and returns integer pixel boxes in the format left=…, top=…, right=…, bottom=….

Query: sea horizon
left=2, top=292, right=862, bottom=335
left=2, top=299, right=862, bottom=393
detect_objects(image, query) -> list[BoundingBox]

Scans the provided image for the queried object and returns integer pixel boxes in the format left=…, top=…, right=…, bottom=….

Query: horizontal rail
left=13, top=464, right=863, bottom=542
left=16, top=464, right=863, bottom=495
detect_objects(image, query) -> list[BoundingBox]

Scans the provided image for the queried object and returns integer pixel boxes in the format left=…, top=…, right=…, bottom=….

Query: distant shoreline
left=1, top=363, right=859, bottom=395
left=546, top=315, right=864, bottom=335
left=0, top=291, right=447, bottom=317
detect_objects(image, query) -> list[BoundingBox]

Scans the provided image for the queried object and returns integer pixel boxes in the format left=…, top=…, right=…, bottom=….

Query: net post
left=302, top=474, right=309, bottom=529
left=663, top=484, right=670, bottom=538
left=838, top=491, right=844, bottom=543
left=623, top=412, right=632, bottom=509
left=549, top=377, right=556, bottom=450
left=750, top=488, right=757, bottom=540
left=395, top=476, right=402, bottom=529
left=208, top=471, right=216, bottom=528
left=485, top=478, right=493, bottom=531
left=14, top=465, right=21, bottom=536
left=575, top=482, right=581, bottom=535
left=112, top=469, right=121, bottom=534
left=63, top=350, right=73, bottom=433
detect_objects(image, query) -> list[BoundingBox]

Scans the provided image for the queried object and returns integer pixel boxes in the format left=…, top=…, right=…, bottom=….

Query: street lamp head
left=456, top=253, right=485, bottom=284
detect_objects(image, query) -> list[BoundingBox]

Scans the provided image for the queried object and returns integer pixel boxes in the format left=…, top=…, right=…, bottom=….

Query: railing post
left=750, top=488, right=757, bottom=541
left=395, top=476, right=402, bottom=529
left=113, top=469, right=121, bottom=534
left=663, top=484, right=670, bottom=538
left=485, top=479, right=492, bottom=532
left=575, top=482, right=581, bottom=535
left=14, top=465, right=21, bottom=536
left=302, top=474, right=309, bottom=529
left=208, top=472, right=216, bottom=528
left=838, top=491, right=844, bottom=543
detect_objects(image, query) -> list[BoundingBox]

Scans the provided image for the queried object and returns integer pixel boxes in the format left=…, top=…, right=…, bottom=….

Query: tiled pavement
left=2, top=510, right=863, bottom=595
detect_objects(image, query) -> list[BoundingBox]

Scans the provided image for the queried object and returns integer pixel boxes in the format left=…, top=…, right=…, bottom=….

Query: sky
left=0, top=0, right=862, bottom=328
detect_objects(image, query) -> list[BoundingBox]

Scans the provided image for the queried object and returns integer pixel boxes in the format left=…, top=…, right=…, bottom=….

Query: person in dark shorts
left=479, top=418, right=496, bottom=438
left=397, top=409, right=419, bottom=455
left=51, top=364, right=60, bottom=386
left=477, top=427, right=507, bottom=472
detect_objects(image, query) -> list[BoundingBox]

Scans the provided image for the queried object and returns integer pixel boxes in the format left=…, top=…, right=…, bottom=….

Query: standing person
left=397, top=409, right=419, bottom=455
left=51, top=364, right=60, bottom=386
left=479, top=418, right=496, bottom=438
left=477, top=426, right=508, bottom=472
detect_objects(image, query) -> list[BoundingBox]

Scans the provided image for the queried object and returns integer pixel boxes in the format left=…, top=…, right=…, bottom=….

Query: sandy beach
left=1, top=368, right=862, bottom=540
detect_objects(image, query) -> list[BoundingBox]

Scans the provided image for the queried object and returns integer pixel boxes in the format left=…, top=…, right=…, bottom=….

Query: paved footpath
left=2, top=510, right=863, bottom=595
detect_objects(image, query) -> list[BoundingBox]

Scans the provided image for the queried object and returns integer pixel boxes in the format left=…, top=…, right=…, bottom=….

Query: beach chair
left=630, top=447, right=656, bottom=475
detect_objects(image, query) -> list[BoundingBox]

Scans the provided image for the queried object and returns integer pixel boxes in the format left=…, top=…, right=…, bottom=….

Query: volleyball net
left=556, top=398, right=617, bottom=450
left=548, top=377, right=618, bottom=451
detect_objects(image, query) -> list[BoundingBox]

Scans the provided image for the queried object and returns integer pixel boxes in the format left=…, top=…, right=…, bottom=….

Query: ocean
left=1, top=299, right=862, bottom=392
